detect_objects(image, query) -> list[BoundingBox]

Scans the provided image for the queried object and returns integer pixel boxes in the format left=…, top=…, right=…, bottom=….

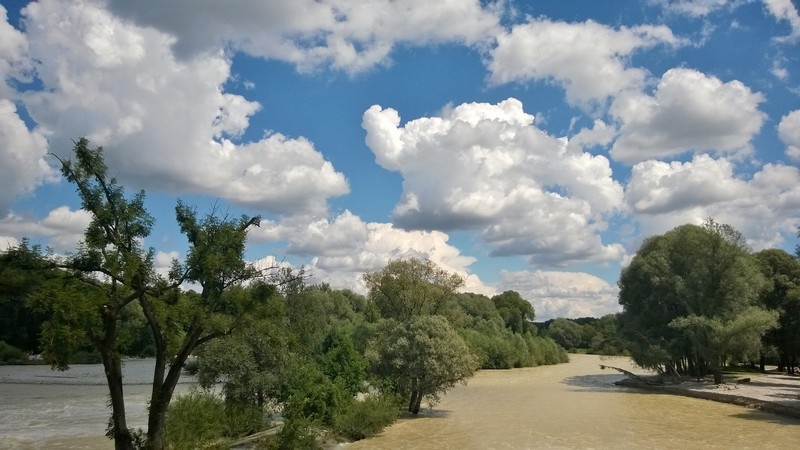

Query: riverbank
left=614, top=369, right=800, bottom=419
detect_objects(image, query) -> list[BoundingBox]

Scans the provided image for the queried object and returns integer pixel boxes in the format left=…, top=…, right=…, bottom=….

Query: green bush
left=268, top=417, right=320, bottom=450
left=0, top=341, right=27, bottom=364
left=163, top=390, right=267, bottom=449
left=333, top=394, right=399, bottom=441
left=164, top=390, right=227, bottom=449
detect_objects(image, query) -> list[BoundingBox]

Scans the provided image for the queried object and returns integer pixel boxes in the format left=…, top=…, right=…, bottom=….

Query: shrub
left=164, top=390, right=267, bottom=449
left=0, top=341, right=27, bottom=364
left=164, top=390, right=227, bottom=449
left=333, top=394, right=399, bottom=441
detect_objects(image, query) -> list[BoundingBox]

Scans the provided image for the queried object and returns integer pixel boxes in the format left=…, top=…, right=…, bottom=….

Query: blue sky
left=1, top=0, right=799, bottom=320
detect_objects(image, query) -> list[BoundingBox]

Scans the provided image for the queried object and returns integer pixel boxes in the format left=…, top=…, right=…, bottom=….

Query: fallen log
left=599, top=364, right=664, bottom=385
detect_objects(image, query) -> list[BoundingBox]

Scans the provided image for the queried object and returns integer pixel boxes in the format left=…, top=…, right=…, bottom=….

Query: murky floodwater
left=0, top=359, right=196, bottom=449
left=347, top=354, right=800, bottom=450
left=2, top=355, right=798, bottom=449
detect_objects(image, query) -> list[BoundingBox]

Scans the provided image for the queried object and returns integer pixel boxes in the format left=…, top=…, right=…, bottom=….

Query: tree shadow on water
left=399, top=408, right=452, bottom=420
left=561, top=373, right=630, bottom=391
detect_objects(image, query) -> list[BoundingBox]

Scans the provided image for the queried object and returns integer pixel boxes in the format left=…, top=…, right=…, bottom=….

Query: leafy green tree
left=669, top=307, right=777, bottom=382
left=618, top=220, right=773, bottom=382
left=492, top=290, right=536, bottom=335
left=367, top=315, right=478, bottom=414
left=755, top=248, right=800, bottom=373
left=546, top=318, right=583, bottom=350
left=362, top=258, right=463, bottom=321
left=29, top=138, right=267, bottom=449
left=0, top=240, right=53, bottom=354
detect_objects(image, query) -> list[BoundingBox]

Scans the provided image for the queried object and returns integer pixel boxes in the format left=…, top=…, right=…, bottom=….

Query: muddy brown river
left=345, top=354, right=799, bottom=449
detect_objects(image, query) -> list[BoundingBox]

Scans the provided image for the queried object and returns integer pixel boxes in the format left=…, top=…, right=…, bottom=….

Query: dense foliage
left=538, top=315, right=627, bottom=355
left=618, top=220, right=778, bottom=383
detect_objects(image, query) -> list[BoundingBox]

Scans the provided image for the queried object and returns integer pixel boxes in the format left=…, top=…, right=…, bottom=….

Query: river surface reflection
left=346, top=354, right=799, bottom=450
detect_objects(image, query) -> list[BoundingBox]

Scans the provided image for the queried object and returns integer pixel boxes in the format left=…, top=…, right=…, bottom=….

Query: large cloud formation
left=12, top=0, right=349, bottom=216
left=610, top=68, right=765, bottom=164
left=489, top=18, right=681, bottom=106
left=105, top=0, right=502, bottom=73
left=363, top=98, right=625, bottom=266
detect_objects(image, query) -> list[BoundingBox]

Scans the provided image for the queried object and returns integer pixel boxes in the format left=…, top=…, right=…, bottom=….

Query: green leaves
left=367, top=315, right=478, bottom=412
left=363, top=258, right=464, bottom=321
left=619, top=221, right=774, bottom=377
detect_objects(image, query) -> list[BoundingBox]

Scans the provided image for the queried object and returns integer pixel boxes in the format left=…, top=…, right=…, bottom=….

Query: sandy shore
left=615, top=370, right=800, bottom=419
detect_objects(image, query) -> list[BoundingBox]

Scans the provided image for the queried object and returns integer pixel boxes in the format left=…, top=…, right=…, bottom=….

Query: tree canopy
left=618, top=220, right=776, bottom=382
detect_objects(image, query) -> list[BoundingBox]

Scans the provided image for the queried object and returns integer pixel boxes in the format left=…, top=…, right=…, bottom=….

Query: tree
left=0, top=240, right=51, bottom=354
left=31, top=138, right=267, bottom=449
left=362, top=258, right=464, bottom=321
left=618, top=220, right=773, bottom=382
left=492, top=290, right=536, bottom=335
left=546, top=318, right=583, bottom=350
left=755, top=248, right=800, bottom=373
left=367, top=315, right=478, bottom=414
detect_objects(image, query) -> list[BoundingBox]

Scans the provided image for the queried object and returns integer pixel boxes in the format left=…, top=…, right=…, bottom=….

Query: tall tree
left=618, top=220, right=774, bottom=382
left=362, top=258, right=464, bottom=321
left=755, top=248, right=800, bottom=373
left=492, top=290, right=536, bottom=335
left=35, top=138, right=266, bottom=449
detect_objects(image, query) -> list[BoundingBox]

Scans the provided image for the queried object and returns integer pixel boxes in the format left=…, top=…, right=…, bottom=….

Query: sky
left=1, top=0, right=800, bottom=321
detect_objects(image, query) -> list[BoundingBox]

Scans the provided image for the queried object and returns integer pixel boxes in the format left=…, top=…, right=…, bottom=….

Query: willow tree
left=36, top=138, right=267, bottom=449
left=363, top=259, right=477, bottom=413
left=755, top=248, right=800, bottom=373
left=618, top=220, right=774, bottom=383
left=367, top=315, right=478, bottom=414
left=362, top=258, right=464, bottom=321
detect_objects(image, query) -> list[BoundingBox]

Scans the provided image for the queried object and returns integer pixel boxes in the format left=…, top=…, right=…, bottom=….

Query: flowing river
left=0, top=359, right=196, bottom=449
left=1, top=355, right=798, bottom=449
left=347, top=354, right=799, bottom=449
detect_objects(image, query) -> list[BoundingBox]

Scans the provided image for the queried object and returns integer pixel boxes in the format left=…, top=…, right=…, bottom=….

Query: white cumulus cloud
left=14, top=0, right=348, bottom=216
left=498, top=270, right=620, bottom=321
left=489, top=18, right=682, bottom=107
left=105, top=0, right=502, bottom=74
left=627, top=155, right=800, bottom=249
left=610, top=68, right=765, bottom=164
left=0, top=206, right=91, bottom=251
left=251, top=210, right=491, bottom=295
left=778, top=110, right=800, bottom=159
left=363, top=98, right=625, bottom=266
left=0, top=100, right=55, bottom=216
left=763, top=0, right=800, bottom=41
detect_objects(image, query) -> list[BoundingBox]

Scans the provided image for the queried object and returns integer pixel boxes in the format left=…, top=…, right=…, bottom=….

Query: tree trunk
left=101, top=345, right=134, bottom=450
left=713, top=368, right=723, bottom=385
left=408, top=389, right=420, bottom=414
left=97, top=307, right=134, bottom=450
left=412, top=391, right=423, bottom=414
left=146, top=324, right=204, bottom=449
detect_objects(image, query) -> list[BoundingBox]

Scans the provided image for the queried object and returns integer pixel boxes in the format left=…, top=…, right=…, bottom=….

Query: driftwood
left=599, top=364, right=665, bottom=385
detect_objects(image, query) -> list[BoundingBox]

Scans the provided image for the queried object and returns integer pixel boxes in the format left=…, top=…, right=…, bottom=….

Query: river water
left=347, top=354, right=800, bottom=450
left=0, top=359, right=196, bottom=449
left=1, top=355, right=798, bottom=449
